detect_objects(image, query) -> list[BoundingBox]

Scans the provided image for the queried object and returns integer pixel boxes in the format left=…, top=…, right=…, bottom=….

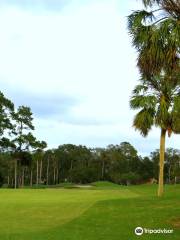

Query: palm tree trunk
left=158, top=129, right=166, bottom=197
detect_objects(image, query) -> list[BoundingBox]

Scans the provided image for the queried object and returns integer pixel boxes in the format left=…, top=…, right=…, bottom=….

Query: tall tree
left=12, top=106, right=35, bottom=188
left=130, top=74, right=180, bottom=196
left=0, top=92, right=14, bottom=149
left=44, top=150, right=53, bottom=185
left=128, top=0, right=180, bottom=196
left=165, top=148, right=180, bottom=183
left=33, top=141, right=47, bottom=185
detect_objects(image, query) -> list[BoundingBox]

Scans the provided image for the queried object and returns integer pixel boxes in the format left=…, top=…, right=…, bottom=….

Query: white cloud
left=0, top=0, right=179, bottom=156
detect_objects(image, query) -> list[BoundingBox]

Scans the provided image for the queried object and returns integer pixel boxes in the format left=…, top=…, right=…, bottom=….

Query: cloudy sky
left=0, top=0, right=179, bottom=155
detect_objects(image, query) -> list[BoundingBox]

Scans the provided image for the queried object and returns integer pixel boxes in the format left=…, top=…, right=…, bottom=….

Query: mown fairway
left=0, top=184, right=180, bottom=240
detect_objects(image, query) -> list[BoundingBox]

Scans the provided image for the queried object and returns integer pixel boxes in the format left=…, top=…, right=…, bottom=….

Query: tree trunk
left=14, top=159, right=17, bottom=189
left=102, top=160, right=105, bottom=180
left=56, top=166, right=59, bottom=184
left=46, top=157, right=49, bottom=185
left=70, top=160, right=73, bottom=170
left=18, top=176, right=21, bottom=187
left=70, top=160, right=73, bottom=182
left=158, top=129, right=166, bottom=197
left=175, top=176, right=177, bottom=184
left=30, top=169, right=33, bottom=187
left=22, top=167, right=25, bottom=187
left=53, top=166, right=56, bottom=184
left=7, top=172, right=10, bottom=187
left=39, top=159, right=42, bottom=183
left=36, top=159, right=39, bottom=185
left=168, top=166, right=171, bottom=183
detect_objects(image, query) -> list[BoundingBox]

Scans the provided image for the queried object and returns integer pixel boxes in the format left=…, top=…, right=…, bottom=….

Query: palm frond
left=133, top=108, right=155, bottom=136
left=142, top=0, right=162, bottom=8
left=132, top=84, right=148, bottom=94
left=155, top=95, right=170, bottom=124
left=128, top=10, right=155, bottom=51
left=130, top=94, right=157, bottom=109
left=128, top=1, right=180, bottom=76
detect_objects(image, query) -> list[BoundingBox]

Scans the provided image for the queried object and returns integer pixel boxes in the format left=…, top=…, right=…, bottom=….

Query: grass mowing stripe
left=0, top=188, right=137, bottom=235
left=0, top=185, right=179, bottom=239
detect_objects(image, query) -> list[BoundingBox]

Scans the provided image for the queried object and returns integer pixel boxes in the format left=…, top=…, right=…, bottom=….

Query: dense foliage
left=0, top=90, right=179, bottom=188
left=0, top=143, right=179, bottom=187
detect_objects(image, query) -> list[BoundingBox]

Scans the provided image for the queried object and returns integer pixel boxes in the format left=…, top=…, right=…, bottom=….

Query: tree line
left=0, top=91, right=180, bottom=188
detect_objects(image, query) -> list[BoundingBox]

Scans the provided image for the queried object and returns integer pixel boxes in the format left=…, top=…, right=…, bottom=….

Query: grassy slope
left=0, top=184, right=179, bottom=240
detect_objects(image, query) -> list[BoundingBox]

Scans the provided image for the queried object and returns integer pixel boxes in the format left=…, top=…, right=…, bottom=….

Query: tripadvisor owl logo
left=135, top=227, right=144, bottom=236
left=134, top=227, right=174, bottom=236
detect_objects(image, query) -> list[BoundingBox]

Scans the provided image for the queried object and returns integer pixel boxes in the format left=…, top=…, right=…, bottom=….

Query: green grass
left=0, top=183, right=179, bottom=239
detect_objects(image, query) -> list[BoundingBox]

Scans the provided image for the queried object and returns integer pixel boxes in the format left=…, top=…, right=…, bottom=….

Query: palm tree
left=130, top=73, right=180, bottom=196
left=128, top=0, right=180, bottom=77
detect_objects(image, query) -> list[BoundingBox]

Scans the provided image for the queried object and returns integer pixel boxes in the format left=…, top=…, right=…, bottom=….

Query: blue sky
left=0, top=0, right=179, bottom=156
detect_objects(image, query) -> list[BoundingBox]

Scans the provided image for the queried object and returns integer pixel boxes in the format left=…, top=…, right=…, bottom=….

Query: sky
left=0, top=0, right=179, bottom=156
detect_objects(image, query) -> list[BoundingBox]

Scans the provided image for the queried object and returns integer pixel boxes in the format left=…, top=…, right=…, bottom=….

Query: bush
left=70, top=167, right=99, bottom=184
left=120, top=172, right=141, bottom=185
